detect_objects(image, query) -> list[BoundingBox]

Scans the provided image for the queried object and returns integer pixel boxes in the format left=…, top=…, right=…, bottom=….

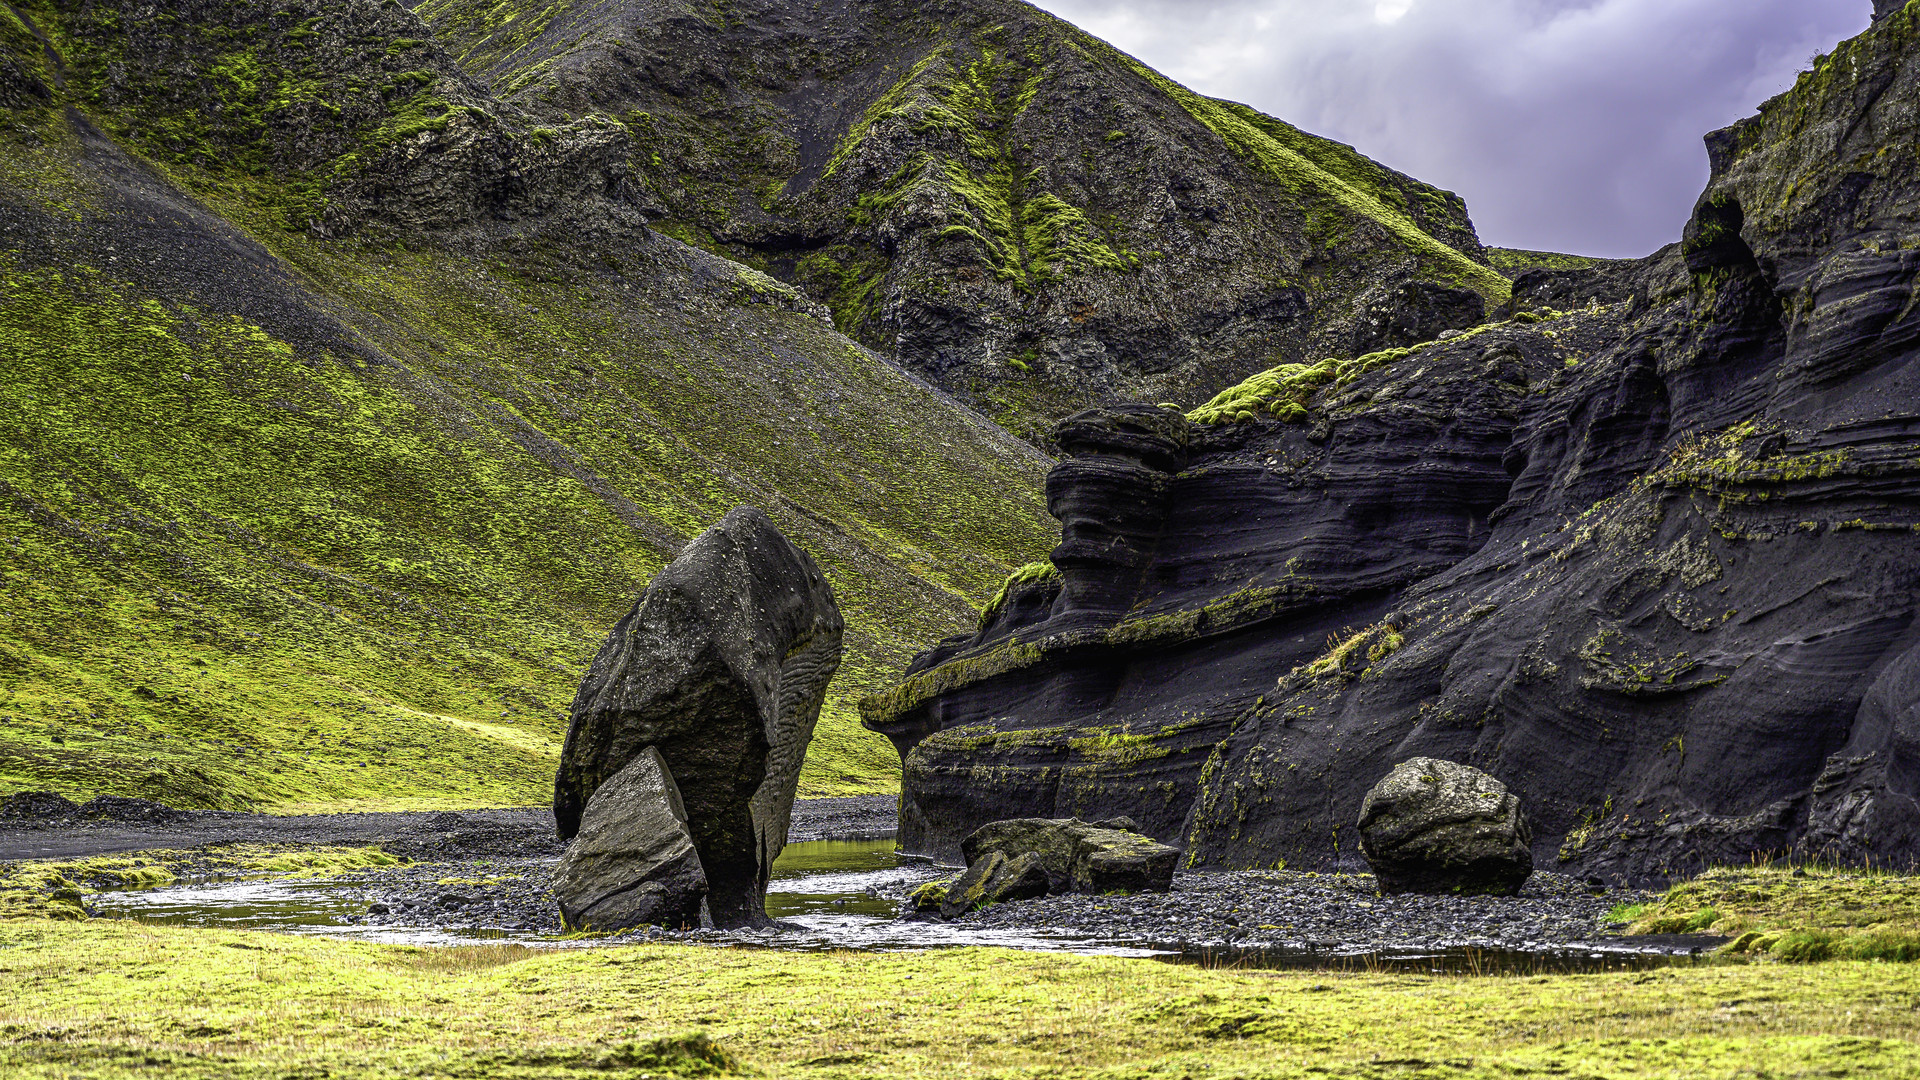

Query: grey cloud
left=1031, top=0, right=1870, bottom=256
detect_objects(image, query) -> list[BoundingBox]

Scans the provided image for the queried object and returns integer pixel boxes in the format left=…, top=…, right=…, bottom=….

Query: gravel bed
left=787, top=796, right=896, bottom=842
left=956, top=869, right=1646, bottom=954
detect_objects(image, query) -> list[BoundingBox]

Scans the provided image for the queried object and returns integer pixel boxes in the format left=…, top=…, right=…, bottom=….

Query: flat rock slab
left=552, top=748, right=707, bottom=931
left=962, top=817, right=1180, bottom=895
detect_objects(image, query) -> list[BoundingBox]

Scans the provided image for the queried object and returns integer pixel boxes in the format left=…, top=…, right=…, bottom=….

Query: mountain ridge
left=414, top=0, right=1507, bottom=441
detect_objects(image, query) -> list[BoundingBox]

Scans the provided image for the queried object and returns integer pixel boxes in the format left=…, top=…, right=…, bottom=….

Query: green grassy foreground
left=1, top=919, right=1917, bottom=1078
left=1621, top=864, right=1920, bottom=962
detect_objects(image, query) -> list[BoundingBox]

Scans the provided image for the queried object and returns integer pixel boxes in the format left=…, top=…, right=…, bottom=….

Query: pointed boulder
left=553, top=748, right=707, bottom=931
left=554, top=506, right=843, bottom=929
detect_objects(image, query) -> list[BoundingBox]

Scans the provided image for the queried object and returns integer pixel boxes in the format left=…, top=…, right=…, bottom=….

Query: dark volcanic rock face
left=556, top=506, right=844, bottom=928
left=416, top=0, right=1508, bottom=440
left=868, top=10, right=1920, bottom=882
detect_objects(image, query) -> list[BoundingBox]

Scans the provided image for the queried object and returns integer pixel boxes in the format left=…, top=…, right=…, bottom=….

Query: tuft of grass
left=1628, top=864, right=1920, bottom=961
left=1188, top=320, right=1509, bottom=426
left=976, top=560, right=1060, bottom=630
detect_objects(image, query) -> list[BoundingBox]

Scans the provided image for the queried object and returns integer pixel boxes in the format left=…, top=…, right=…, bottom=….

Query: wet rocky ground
left=0, top=793, right=896, bottom=861
left=7, top=792, right=1689, bottom=958
left=330, top=858, right=1659, bottom=959
left=960, top=869, right=1652, bottom=956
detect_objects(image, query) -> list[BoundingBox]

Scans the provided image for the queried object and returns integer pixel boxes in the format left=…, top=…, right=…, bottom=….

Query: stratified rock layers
left=557, top=506, right=843, bottom=928
left=866, top=10, right=1920, bottom=881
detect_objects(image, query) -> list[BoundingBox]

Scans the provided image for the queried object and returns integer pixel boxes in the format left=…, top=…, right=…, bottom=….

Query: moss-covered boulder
left=1358, top=758, right=1533, bottom=897
left=937, top=850, right=1050, bottom=919
left=960, top=817, right=1178, bottom=895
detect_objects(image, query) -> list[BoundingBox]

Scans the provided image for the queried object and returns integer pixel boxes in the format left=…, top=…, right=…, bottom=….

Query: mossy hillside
left=415, top=0, right=1507, bottom=440
left=1487, top=247, right=1617, bottom=277
left=1110, top=53, right=1508, bottom=306
left=0, top=846, right=403, bottom=920
left=7, top=920, right=1920, bottom=1078
left=26, top=0, right=459, bottom=228
left=1627, top=865, right=1920, bottom=962
left=824, top=33, right=1142, bottom=294
left=0, top=32, right=1056, bottom=807
left=21, top=0, right=643, bottom=240
left=0, top=236, right=1053, bottom=806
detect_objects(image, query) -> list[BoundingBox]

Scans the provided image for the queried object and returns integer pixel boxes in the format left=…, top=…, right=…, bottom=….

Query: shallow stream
left=87, top=838, right=1715, bottom=972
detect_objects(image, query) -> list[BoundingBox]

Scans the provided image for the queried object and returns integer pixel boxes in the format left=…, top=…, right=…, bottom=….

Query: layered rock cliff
left=414, top=0, right=1505, bottom=440
left=867, top=6, right=1920, bottom=880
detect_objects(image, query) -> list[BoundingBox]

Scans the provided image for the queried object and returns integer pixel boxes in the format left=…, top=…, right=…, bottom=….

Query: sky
left=1027, top=0, right=1872, bottom=258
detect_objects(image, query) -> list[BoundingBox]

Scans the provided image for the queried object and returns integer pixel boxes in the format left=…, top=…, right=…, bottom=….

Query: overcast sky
left=1029, top=0, right=1871, bottom=257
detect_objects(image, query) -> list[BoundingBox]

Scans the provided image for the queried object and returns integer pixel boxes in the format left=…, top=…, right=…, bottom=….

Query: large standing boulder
left=1358, top=758, right=1533, bottom=896
left=961, top=817, right=1181, bottom=894
left=552, top=748, right=707, bottom=931
left=553, top=506, right=843, bottom=929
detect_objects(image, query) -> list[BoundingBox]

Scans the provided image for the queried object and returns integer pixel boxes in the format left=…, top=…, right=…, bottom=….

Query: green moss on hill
left=0, top=5, right=1056, bottom=810
left=1114, top=56, right=1508, bottom=305
left=1486, top=247, right=1614, bottom=276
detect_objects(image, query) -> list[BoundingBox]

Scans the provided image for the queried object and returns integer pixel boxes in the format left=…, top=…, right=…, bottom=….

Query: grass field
left=2, top=918, right=1918, bottom=1078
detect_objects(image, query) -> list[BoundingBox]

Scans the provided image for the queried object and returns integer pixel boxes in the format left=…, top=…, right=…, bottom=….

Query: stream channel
left=85, top=838, right=1716, bottom=974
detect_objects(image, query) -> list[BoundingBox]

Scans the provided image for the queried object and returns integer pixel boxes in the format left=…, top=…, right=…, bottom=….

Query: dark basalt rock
left=938, top=850, right=1051, bottom=918
left=552, top=748, right=708, bottom=931
left=870, top=10, right=1920, bottom=882
left=960, top=817, right=1180, bottom=894
left=1508, top=265, right=1635, bottom=316
left=1358, top=758, right=1533, bottom=896
left=1350, top=279, right=1487, bottom=355
left=76, top=796, right=190, bottom=825
left=555, top=506, right=843, bottom=929
left=0, top=791, right=79, bottom=821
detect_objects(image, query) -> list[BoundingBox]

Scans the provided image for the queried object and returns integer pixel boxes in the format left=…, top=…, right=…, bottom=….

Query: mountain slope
left=415, top=0, right=1507, bottom=441
left=0, top=0, right=1054, bottom=810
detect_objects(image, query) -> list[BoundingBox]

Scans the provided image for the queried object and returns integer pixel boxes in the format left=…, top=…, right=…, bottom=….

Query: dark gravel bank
left=958, top=869, right=1657, bottom=956
left=0, top=794, right=897, bottom=862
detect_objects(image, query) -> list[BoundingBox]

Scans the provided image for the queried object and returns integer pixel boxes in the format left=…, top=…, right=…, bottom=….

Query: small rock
left=1357, top=757, right=1533, bottom=896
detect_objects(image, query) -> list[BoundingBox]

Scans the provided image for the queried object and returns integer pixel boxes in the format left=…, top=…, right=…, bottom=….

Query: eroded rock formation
left=867, top=8, right=1920, bottom=882
left=556, top=506, right=843, bottom=928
